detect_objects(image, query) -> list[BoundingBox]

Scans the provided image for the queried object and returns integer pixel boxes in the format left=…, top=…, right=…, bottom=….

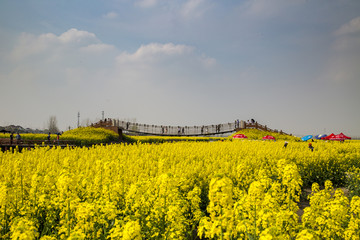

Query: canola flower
left=0, top=140, right=359, bottom=239
left=123, top=135, right=224, bottom=143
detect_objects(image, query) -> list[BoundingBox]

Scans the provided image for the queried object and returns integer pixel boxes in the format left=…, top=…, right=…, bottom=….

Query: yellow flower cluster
left=347, top=166, right=360, bottom=198
left=0, top=140, right=359, bottom=239
left=198, top=159, right=302, bottom=239
left=124, top=135, right=223, bottom=143
left=300, top=180, right=360, bottom=240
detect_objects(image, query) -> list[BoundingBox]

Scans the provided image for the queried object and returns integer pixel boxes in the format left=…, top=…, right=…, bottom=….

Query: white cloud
left=115, top=43, right=216, bottom=72
left=8, top=30, right=216, bottom=95
left=116, top=43, right=194, bottom=63
left=335, top=16, right=360, bottom=36
left=10, top=28, right=108, bottom=61
left=6, top=28, right=118, bottom=93
left=113, top=42, right=217, bottom=91
left=58, top=28, right=97, bottom=44
left=103, top=11, right=118, bottom=19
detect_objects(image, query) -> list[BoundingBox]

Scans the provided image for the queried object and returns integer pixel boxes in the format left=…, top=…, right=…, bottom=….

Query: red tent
left=262, top=135, right=275, bottom=140
left=233, top=134, right=248, bottom=139
left=327, top=135, right=340, bottom=140
left=337, top=133, right=351, bottom=139
left=325, top=133, right=351, bottom=141
left=330, top=133, right=351, bottom=141
left=322, top=133, right=335, bottom=140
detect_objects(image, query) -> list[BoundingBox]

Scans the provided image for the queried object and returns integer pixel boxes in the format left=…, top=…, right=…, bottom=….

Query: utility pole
left=102, top=111, right=104, bottom=121
left=77, top=112, right=80, bottom=128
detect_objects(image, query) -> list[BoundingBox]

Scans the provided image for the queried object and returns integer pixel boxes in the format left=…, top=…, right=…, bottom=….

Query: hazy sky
left=1, top=0, right=360, bottom=136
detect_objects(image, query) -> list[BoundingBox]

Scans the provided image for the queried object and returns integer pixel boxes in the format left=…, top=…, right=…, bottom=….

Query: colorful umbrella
left=262, top=135, right=275, bottom=140
left=233, top=134, right=248, bottom=139
left=301, top=135, right=313, bottom=141
left=318, top=134, right=327, bottom=139
left=315, top=134, right=324, bottom=139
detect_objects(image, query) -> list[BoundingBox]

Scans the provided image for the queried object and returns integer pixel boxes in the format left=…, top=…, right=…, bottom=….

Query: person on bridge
left=16, top=133, right=21, bottom=144
left=57, top=132, right=61, bottom=145
left=10, top=132, right=13, bottom=145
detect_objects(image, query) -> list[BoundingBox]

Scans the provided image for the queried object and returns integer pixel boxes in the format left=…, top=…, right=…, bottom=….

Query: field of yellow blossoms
left=1, top=139, right=360, bottom=239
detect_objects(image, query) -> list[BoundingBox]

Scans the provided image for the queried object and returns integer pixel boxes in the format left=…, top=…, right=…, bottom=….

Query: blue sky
left=1, top=0, right=360, bottom=136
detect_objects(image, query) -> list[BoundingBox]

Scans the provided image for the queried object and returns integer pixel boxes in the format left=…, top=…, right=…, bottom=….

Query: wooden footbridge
left=0, top=139, right=78, bottom=152
left=92, top=119, right=291, bottom=137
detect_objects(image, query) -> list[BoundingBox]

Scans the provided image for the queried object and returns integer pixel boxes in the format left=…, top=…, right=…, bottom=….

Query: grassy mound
left=230, top=128, right=300, bottom=141
left=61, top=127, right=119, bottom=145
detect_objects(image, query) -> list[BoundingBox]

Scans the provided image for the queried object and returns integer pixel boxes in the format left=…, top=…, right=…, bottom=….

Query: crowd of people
left=123, top=122, right=231, bottom=136
left=8, top=132, right=22, bottom=145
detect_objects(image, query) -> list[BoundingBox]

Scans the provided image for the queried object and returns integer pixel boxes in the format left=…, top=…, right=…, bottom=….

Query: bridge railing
left=115, top=120, right=236, bottom=136
left=90, top=119, right=236, bottom=136
left=92, top=119, right=291, bottom=136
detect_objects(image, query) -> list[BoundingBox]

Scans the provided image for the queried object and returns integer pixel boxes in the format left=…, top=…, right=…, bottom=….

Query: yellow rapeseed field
left=1, top=140, right=360, bottom=239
